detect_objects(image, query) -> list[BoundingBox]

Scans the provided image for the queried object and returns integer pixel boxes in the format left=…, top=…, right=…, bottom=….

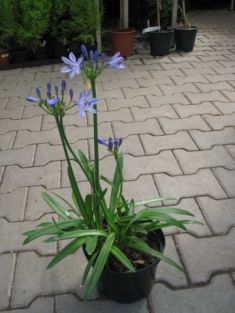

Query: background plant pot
left=149, top=29, right=174, bottom=56
left=174, top=26, right=197, bottom=52
left=0, top=49, right=10, bottom=65
left=52, top=44, right=68, bottom=59
left=97, top=229, right=165, bottom=303
left=11, top=50, right=28, bottom=63
left=110, top=29, right=135, bottom=57
left=34, top=47, right=49, bottom=61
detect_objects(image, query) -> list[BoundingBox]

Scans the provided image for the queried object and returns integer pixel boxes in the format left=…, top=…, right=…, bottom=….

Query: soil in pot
left=174, top=26, right=197, bottom=52
left=0, top=49, right=10, bottom=65
left=149, top=29, right=174, bottom=56
left=110, top=28, right=135, bottom=57
left=97, top=229, right=165, bottom=303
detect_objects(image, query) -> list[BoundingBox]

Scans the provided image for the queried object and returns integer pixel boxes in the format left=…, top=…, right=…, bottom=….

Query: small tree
left=181, top=0, right=191, bottom=28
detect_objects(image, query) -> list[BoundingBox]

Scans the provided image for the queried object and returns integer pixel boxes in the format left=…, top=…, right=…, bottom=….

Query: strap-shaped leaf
left=110, top=153, right=123, bottom=213
left=127, top=236, right=183, bottom=271
left=86, top=236, right=98, bottom=256
left=111, top=246, right=135, bottom=272
left=134, top=197, right=176, bottom=208
left=53, top=229, right=108, bottom=241
left=51, top=192, right=78, bottom=215
left=82, top=251, right=98, bottom=285
left=42, top=192, right=71, bottom=220
left=84, top=233, right=115, bottom=300
left=47, top=237, right=86, bottom=269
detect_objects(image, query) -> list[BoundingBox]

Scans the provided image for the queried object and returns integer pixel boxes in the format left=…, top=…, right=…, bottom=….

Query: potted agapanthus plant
left=23, top=46, right=199, bottom=303
left=174, top=0, right=197, bottom=52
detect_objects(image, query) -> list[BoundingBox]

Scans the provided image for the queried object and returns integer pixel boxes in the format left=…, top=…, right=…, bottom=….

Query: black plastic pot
left=34, top=47, right=49, bottom=61
left=174, top=26, right=197, bottom=52
left=149, top=30, right=174, bottom=56
left=51, top=44, right=68, bottom=59
left=11, top=50, right=28, bottom=63
left=97, top=229, right=165, bottom=303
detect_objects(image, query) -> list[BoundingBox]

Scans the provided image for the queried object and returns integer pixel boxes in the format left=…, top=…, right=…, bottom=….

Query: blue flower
left=26, top=96, right=40, bottom=103
left=98, top=137, right=123, bottom=151
left=75, top=89, right=98, bottom=117
left=81, top=44, right=89, bottom=59
left=61, top=79, right=66, bottom=95
left=107, top=52, right=125, bottom=69
left=61, top=52, right=84, bottom=79
left=47, top=98, right=58, bottom=107
left=35, top=87, right=41, bottom=98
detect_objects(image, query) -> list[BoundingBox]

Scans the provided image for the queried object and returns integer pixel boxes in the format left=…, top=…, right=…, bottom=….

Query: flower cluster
left=98, top=137, right=123, bottom=153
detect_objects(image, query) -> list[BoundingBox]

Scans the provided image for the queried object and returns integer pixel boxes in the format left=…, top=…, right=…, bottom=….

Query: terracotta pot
left=0, top=49, right=10, bottom=65
left=110, top=29, right=135, bottom=57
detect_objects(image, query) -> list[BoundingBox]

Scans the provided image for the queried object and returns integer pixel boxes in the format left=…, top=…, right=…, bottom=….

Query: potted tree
left=110, top=0, right=135, bottom=56
left=12, top=0, right=51, bottom=62
left=23, top=46, right=200, bottom=303
left=0, top=0, right=15, bottom=65
left=174, top=0, right=197, bottom=52
left=149, top=0, right=174, bottom=56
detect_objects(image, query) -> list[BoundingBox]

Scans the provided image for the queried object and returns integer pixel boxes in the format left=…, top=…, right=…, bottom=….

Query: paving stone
left=197, top=196, right=235, bottom=234
left=14, top=123, right=113, bottom=148
left=42, top=113, right=88, bottom=130
left=106, top=96, right=149, bottom=110
left=0, top=188, right=27, bottom=222
left=95, top=89, right=124, bottom=100
left=0, top=80, right=17, bottom=91
left=136, top=77, right=173, bottom=87
left=190, top=61, right=224, bottom=69
left=0, top=107, right=23, bottom=119
left=102, top=78, right=138, bottom=90
left=123, top=175, right=159, bottom=202
left=182, top=67, right=217, bottom=76
left=215, top=66, right=235, bottom=75
left=222, top=91, right=235, bottom=102
left=146, top=94, right=189, bottom=107
left=0, top=87, right=30, bottom=99
left=154, top=169, right=226, bottom=199
left=150, top=69, right=184, bottom=78
left=150, top=275, right=235, bottom=313
left=199, top=55, right=228, bottom=62
left=213, top=101, right=235, bottom=114
left=6, top=97, right=27, bottom=109
left=161, top=83, right=199, bottom=96
left=170, top=55, right=200, bottom=63
left=142, top=57, right=172, bottom=64
left=161, top=62, right=193, bottom=70
left=171, top=74, right=209, bottom=85
left=141, top=132, right=197, bottom=154
left=0, top=254, right=16, bottom=310
left=176, top=229, right=235, bottom=283
left=213, top=168, right=235, bottom=197
left=185, top=91, right=228, bottom=104
left=122, top=86, right=162, bottom=98
left=205, top=73, right=235, bottom=83
left=190, top=128, right=235, bottom=149
left=56, top=294, right=148, bottom=313
left=11, top=251, right=88, bottom=307
left=0, top=116, right=42, bottom=134
left=0, top=217, right=56, bottom=255
left=0, top=162, right=61, bottom=193
left=156, top=236, right=187, bottom=287
left=112, top=119, right=163, bottom=138
left=130, top=63, right=162, bottom=72
left=196, top=81, right=234, bottom=92
left=173, top=102, right=219, bottom=118
left=0, top=166, right=4, bottom=183
left=204, top=113, right=235, bottom=130
left=87, top=108, right=133, bottom=125
left=226, top=144, right=235, bottom=159
left=159, top=116, right=210, bottom=134
left=0, top=145, right=35, bottom=167
left=89, top=135, right=144, bottom=159
left=131, top=105, right=177, bottom=121
left=25, top=184, right=90, bottom=220
left=122, top=152, right=181, bottom=179
left=0, top=98, right=7, bottom=109
left=1, top=297, right=54, bottom=313
left=175, top=146, right=235, bottom=174
left=34, top=141, right=88, bottom=166
left=0, top=132, right=16, bottom=150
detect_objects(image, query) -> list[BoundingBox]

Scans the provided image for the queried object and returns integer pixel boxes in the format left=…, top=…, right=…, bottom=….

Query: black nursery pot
left=11, top=50, right=28, bottom=63
left=174, top=26, right=197, bottom=52
left=34, top=47, right=49, bottom=61
left=97, top=229, right=165, bottom=303
left=149, top=29, right=174, bottom=56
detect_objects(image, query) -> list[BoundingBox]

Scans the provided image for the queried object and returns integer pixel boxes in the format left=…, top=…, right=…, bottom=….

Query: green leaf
left=84, top=233, right=115, bottom=300
left=47, top=237, right=86, bottom=269
left=127, top=237, right=183, bottom=271
left=52, top=229, right=108, bottom=241
left=42, top=192, right=71, bottom=220
left=110, top=153, right=123, bottom=213
left=82, top=251, right=99, bottom=285
left=51, top=192, right=78, bottom=215
left=86, top=237, right=98, bottom=256
left=111, top=246, right=135, bottom=272
left=100, top=175, right=113, bottom=187
left=134, top=197, right=176, bottom=208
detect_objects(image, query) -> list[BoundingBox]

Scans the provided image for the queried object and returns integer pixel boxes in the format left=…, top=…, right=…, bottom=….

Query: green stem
left=114, top=153, right=123, bottom=203
left=90, top=79, right=100, bottom=228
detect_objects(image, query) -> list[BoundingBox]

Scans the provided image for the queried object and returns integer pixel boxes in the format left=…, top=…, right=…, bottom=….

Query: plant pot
left=11, top=50, right=28, bottom=63
left=149, top=29, right=174, bottom=56
left=34, top=47, right=49, bottom=61
left=97, top=229, right=165, bottom=303
left=174, top=26, right=197, bottom=52
left=110, top=29, right=135, bottom=57
left=52, top=44, right=69, bottom=59
left=0, top=49, right=10, bottom=65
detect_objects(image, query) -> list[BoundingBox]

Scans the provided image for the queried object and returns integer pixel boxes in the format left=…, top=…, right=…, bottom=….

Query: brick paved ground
left=0, top=10, right=235, bottom=313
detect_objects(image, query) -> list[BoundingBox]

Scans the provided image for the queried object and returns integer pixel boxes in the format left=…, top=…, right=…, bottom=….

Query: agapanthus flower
left=61, top=52, right=83, bottom=79
left=26, top=96, right=40, bottom=103
left=47, top=98, right=58, bottom=107
left=98, top=137, right=123, bottom=152
left=75, top=89, right=98, bottom=117
left=107, top=52, right=125, bottom=69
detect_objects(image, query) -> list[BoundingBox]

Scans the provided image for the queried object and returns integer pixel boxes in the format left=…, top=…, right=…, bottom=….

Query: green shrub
left=0, top=0, right=15, bottom=50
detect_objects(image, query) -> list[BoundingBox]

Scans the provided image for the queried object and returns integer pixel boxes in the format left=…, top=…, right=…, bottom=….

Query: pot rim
left=109, top=28, right=136, bottom=35
left=174, top=25, right=197, bottom=31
